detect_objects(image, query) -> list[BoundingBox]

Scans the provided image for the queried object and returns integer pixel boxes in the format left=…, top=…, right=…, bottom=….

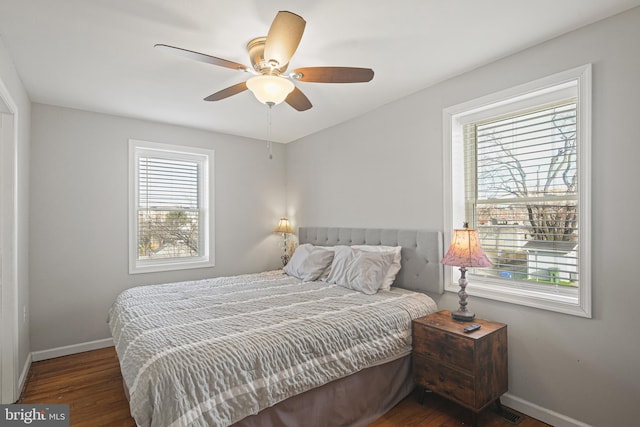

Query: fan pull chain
left=266, top=102, right=274, bottom=159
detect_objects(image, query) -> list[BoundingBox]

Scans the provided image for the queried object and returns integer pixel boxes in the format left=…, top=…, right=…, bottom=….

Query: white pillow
left=313, top=245, right=335, bottom=281
left=351, top=245, right=402, bottom=290
left=326, top=246, right=396, bottom=295
left=283, top=244, right=335, bottom=282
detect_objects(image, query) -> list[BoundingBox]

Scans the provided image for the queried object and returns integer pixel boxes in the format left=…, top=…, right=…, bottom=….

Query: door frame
left=0, top=77, right=19, bottom=404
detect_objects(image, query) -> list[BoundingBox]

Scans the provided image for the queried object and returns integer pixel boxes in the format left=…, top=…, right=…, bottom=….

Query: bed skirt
left=231, top=354, right=414, bottom=427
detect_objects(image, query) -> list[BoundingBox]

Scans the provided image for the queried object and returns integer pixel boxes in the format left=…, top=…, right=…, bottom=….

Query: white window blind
left=137, top=155, right=201, bottom=260
left=465, top=101, right=579, bottom=287
left=129, top=140, right=214, bottom=274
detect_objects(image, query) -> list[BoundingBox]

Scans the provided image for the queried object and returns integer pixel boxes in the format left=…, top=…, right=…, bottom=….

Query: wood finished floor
left=19, top=347, right=549, bottom=426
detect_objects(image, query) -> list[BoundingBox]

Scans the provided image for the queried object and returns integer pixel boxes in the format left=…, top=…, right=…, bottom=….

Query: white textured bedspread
left=108, top=270, right=437, bottom=427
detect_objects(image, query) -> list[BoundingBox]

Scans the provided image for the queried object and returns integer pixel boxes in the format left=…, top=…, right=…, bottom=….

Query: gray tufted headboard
left=298, top=227, right=444, bottom=295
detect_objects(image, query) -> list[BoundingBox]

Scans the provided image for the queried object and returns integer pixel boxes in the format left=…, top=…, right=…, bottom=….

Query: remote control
left=463, top=323, right=481, bottom=333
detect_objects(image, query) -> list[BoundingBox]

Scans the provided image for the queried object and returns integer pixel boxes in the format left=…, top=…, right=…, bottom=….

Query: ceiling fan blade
left=155, top=44, right=249, bottom=72
left=292, top=67, right=374, bottom=83
left=285, top=86, right=312, bottom=111
left=263, top=11, right=306, bottom=70
left=204, top=82, right=248, bottom=101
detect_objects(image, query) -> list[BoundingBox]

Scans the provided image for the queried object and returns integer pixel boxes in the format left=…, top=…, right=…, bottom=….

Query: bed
left=109, top=227, right=443, bottom=427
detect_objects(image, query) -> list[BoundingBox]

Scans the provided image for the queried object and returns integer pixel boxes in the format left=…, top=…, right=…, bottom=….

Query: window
left=443, top=65, right=591, bottom=317
left=129, top=140, right=214, bottom=274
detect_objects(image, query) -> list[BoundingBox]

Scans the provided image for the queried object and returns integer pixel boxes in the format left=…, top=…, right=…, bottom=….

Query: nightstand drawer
left=413, top=323, right=474, bottom=370
left=413, top=354, right=474, bottom=407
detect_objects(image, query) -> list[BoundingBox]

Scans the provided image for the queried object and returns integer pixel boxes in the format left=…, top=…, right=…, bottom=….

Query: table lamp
left=441, top=222, right=493, bottom=321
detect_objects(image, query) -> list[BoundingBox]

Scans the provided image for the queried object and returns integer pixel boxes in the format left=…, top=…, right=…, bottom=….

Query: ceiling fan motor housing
left=247, top=37, right=287, bottom=75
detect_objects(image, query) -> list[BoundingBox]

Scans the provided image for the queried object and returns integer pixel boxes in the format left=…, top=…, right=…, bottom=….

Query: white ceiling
left=1, top=0, right=639, bottom=143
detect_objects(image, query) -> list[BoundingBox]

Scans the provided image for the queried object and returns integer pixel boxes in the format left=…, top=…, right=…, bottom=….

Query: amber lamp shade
left=274, top=217, right=293, bottom=234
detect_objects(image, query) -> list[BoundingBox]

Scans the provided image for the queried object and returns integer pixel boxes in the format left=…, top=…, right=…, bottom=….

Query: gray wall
left=0, top=36, right=30, bottom=398
left=29, top=104, right=287, bottom=351
left=287, top=8, right=640, bottom=427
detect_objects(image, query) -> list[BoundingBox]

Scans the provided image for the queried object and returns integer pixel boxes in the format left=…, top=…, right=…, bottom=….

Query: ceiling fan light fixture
left=246, top=75, right=294, bottom=105
left=157, top=11, right=373, bottom=111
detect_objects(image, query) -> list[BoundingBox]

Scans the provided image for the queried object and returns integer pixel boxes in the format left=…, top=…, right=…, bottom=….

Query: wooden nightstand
left=412, top=310, right=508, bottom=426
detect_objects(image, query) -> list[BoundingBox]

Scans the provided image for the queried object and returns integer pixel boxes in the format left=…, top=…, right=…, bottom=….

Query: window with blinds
left=138, top=155, right=201, bottom=260
left=465, top=101, right=579, bottom=287
left=129, top=140, right=214, bottom=274
left=443, top=64, right=591, bottom=317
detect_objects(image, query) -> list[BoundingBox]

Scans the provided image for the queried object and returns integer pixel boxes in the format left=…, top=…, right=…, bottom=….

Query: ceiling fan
left=155, top=11, right=374, bottom=112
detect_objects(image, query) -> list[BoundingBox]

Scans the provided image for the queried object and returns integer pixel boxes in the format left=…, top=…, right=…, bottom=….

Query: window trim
left=128, top=139, right=215, bottom=274
left=442, top=64, right=591, bottom=318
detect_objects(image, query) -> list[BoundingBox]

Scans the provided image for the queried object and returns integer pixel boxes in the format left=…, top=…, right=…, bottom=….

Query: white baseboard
left=31, top=338, right=114, bottom=362
left=16, top=353, right=32, bottom=401
left=502, top=392, right=592, bottom=427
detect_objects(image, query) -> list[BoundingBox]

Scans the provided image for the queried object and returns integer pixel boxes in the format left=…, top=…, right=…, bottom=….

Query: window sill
left=445, top=276, right=591, bottom=318
left=129, top=258, right=214, bottom=275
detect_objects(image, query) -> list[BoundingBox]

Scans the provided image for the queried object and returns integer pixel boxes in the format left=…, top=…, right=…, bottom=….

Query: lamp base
left=281, top=253, right=290, bottom=266
left=451, top=309, right=476, bottom=322
left=281, top=233, right=291, bottom=266
left=452, top=266, right=475, bottom=322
